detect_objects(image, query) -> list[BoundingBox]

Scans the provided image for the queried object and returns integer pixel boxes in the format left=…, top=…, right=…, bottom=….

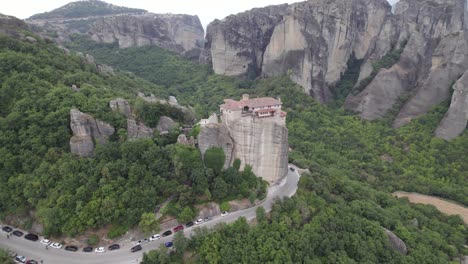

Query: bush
left=107, top=225, right=128, bottom=239
left=87, top=234, right=99, bottom=246
left=204, top=147, right=225, bottom=174
left=220, top=201, right=230, bottom=212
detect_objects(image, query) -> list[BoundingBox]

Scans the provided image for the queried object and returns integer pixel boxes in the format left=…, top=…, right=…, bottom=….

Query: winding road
left=0, top=166, right=300, bottom=264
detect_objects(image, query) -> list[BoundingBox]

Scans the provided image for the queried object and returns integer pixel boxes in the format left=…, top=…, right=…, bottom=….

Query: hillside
left=0, top=23, right=265, bottom=237
left=29, top=0, right=146, bottom=20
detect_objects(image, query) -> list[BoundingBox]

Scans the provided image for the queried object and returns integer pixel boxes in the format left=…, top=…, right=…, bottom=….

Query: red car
left=173, top=225, right=184, bottom=233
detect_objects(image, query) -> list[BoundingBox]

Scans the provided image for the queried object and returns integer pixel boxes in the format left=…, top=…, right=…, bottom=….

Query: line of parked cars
left=2, top=224, right=120, bottom=257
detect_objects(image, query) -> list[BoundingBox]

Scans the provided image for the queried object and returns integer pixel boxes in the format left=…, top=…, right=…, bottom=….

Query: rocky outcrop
left=347, top=0, right=468, bottom=124
left=109, top=98, right=132, bottom=117
left=69, top=109, right=115, bottom=157
left=156, top=116, right=178, bottom=133
left=198, top=96, right=288, bottom=183
left=202, top=0, right=468, bottom=137
left=109, top=98, right=154, bottom=140
left=435, top=69, right=468, bottom=140
left=127, top=119, right=154, bottom=140
left=383, top=228, right=408, bottom=255
left=201, top=0, right=395, bottom=103
left=198, top=123, right=234, bottom=169
left=90, top=13, right=204, bottom=58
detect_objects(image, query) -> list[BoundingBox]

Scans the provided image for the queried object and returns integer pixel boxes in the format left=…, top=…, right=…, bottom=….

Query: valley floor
left=393, top=191, right=468, bottom=224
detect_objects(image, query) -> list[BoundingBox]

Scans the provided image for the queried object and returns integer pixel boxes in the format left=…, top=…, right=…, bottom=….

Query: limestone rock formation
left=435, top=70, right=468, bottom=140
left=89, top=13, right=204, bottom=58
left=347, top=0, right=468, bottom=124
left=384, top=228, right=408, bottom=255
left=198, top=95, right=288, bottom=183
left=201, top=0, right=394, bottom=103
left=69, top=109, right=115, bottom=157
left=198, top=123, right=234, bottom=169
left=109, top=98, right=154, bottom=140
left=202, top=0, right=468, bottom=138
left=156, top=116, right=178, bottom=133
left=109, top=98, right=132, bottom=117
left=127, top=118, right=154, bottom=140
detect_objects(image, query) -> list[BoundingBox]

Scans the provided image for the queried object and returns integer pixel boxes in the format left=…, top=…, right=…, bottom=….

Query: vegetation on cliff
left=29, top=0, right=145, bottom=20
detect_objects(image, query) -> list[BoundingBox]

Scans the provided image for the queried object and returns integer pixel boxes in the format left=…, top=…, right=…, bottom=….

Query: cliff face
left=202, top=0, right=468, bottom=138
left=198, top=97, right=289, bottom=184
left=27, top=1, right=204, bottom=58
left=90, top=14, right=204, bottom=57
left=201, top=0, right=394, bottom=103
left=69, top=109, right=115, bottom=157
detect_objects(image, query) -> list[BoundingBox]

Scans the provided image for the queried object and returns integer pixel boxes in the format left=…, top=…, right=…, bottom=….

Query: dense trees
left=0, top=34, right=262, bottom=237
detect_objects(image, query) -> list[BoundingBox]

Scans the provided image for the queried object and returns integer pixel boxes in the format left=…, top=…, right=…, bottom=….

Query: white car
left=50, top=242, right=62, bottom=249
left=195, top=218, right=204, bottom=225
left=221, top=211, right=229, bottom=217
left=95, top=247, right=105, bottom=253
left=137, top=238, right=149, bottom=245
left=149, top=234, right=160, bottom=241
left=40, top=239, right=50, bottom=245
left=14, top=255, right=27, bottom=263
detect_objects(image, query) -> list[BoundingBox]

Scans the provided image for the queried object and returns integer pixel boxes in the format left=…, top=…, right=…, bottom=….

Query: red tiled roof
left=221, top=97, right=281, bottom=111
left=280, top=111, right=287, bottom=117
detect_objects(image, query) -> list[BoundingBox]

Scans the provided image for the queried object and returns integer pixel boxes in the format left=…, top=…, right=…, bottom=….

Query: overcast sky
left=3, top=0, right=400, bottom=28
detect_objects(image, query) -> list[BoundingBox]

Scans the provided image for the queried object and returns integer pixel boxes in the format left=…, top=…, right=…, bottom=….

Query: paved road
left=0, top=166, right=300, bottom=264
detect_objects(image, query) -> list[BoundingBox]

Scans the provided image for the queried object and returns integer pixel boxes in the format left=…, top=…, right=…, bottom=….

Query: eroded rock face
left=384, top=228, right=408, bottom=255
left=201, top=0, right=394, bottom=103
left=127, top=118, right=154, bottom=140
left=90, top=13, right=204, bottom=58
left=197, top=123, right=234, bottom=169
left=348, top=0, right=468, bottom=123
left=435, top=69, right=468, bottom=140
left=198, top=96, right=288, bottom=183
left=109, top=98, right=132, bottom=117
left=156, top=116, right=178, bottom=133
left=69, top=109, right=115, bottom=157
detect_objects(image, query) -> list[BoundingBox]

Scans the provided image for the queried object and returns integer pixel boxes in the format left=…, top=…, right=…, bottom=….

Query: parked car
left=162, top=230, right=172, bottom=237
left=185, top=221, right=194, bottom=227
left=14, top=255, right=27, bottom=263
left=149, top=234, right=160, bottom=241
left=83, top=246, right=93, bottom=252
left=108, top=244, right=120, bottom=250
left=95, top=247, right=105, bottom=253
left=137, top=238, right=149, bottom=245
left=65, top=245, right=78, bottom=252
left=173, top=225, right=184, bottom=233
left=50, top=242, right=63, bottom=249
left=164, top=242, right=173, bottom=248
left=204, top=217, right=212, bottom=222
left=221, top=211, right=229, bottom=217
left=12, top=230, right=24, bottom=237
left=289, top=166, right=295, bottom=171
left=131, top=245, right=142, bottom=253
left=26, top=260, right=38, bottom=264
left=194, top=218, right=204, bottom=225
left=24, top=233, right=39, bottom=242
left=1, top=226, right=12, bottom=233
left=40, top=239, right=51, bottom=245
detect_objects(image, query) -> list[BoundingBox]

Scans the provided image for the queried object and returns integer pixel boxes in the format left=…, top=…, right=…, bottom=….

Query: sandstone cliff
left=90, top=13, right=204, bottom=58
left=435, top=69, right=468, bottom=140
left=27, top=1, right=204, bottom=58
left=201, top=0, right=394, bottom=103
left=69, top=109, right=115, bottom=157
left=202, top=0, right=468, bottom=138
left=198, top=96, right=289, bottom=183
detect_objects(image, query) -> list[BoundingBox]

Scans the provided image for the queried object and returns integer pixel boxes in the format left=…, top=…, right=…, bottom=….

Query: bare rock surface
left=156, top=116, right=178, bottom=133
left=127, top=119, right=154, bottom=140
left=383, top=228, right=408, bottom=255
left=109, top=98, right=132, bottom=117
left=435, top=69, right=468, bottom=140
left=69, top=109, right=115, bottom=157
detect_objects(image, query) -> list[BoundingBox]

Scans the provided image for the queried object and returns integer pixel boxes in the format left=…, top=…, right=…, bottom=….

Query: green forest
left=0, top=34, right=264, bottom=237
left=0, top=20, right=466, bottom=263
